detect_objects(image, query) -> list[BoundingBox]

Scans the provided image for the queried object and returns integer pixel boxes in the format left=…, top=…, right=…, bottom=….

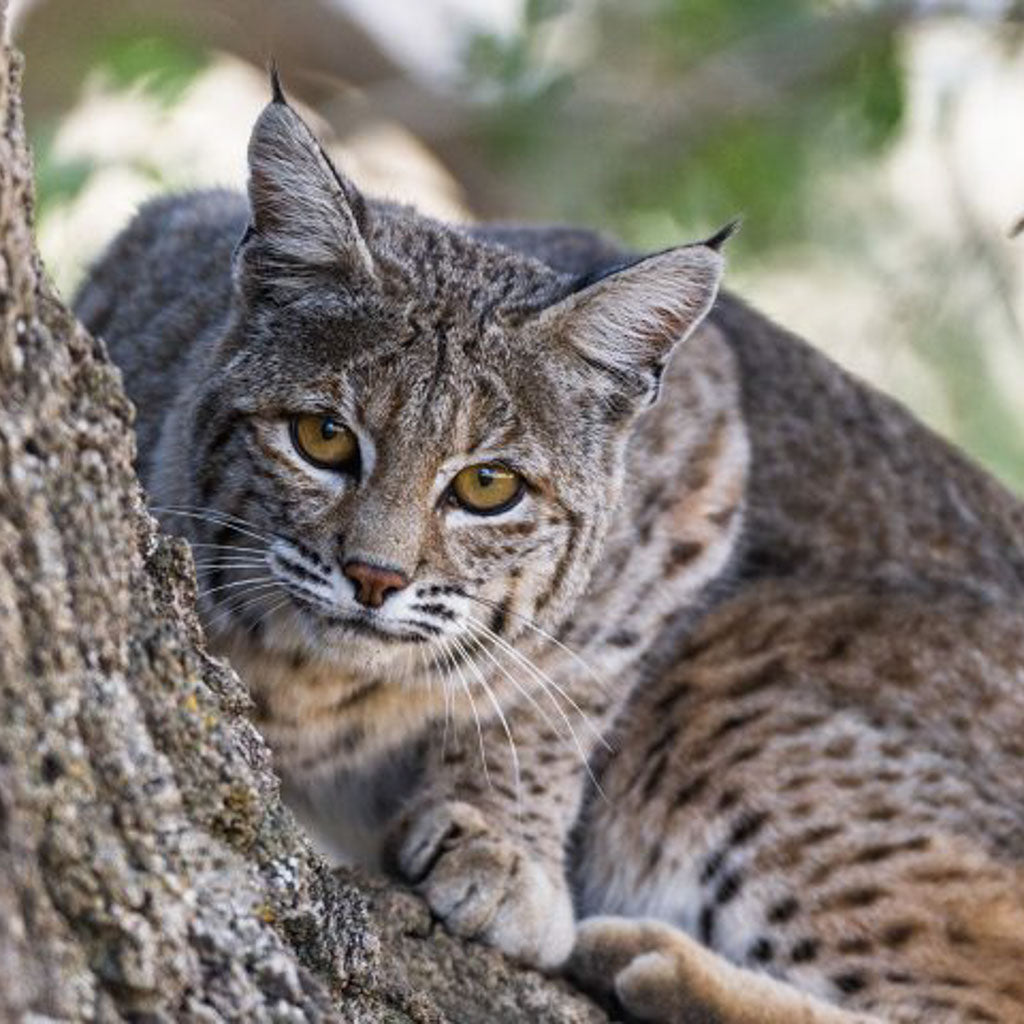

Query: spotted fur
left=77, top=87, right=1024, bottom=1021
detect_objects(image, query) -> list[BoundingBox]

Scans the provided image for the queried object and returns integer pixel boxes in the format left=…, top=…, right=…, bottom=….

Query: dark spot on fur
left=807, top=862, right=835, bottom=886
left=717, top=788, right=741, bottom=812
left=699, top=904, right=715, bottom=945
left=727, top=743, right=762, bottom=767
left=824, top=736, right=856, bottom=759
left=642, top=845, right=662, bottom=879
left=712, top=707, right=767, bottom=740
left=606, top=630, right=640, bottom=648
left=830, top=887, right=886, bottom=910
left=671, top=773, right=709, bottom=811
left=700, top=849, right=726, bottom=884
left=775, top=712, right=829, bottom=737
left=864, top=805, right=899, bottom=823
left=791, top=938, right=820, bottom=963
left=726, top=656, right=787, bottom=699
left=816, top=635, right=852, bottom=661
left=914, top=867, right=970, bottom=885
left=885, top=972, right=916, bottom=985
left=882, top=922, right=921, bottom=949
left=729, top=810, right=770, bottom=848
left=749, top=938, right=774, bottom=963
left=640, top=752, right=669, bottom=801
left=837, top=937, right=873, bottom=955
left=782, top=773, right=814, bottom=792
left=666, top=540, right=703, bottom=570
left=853, top=842, right=901, bottom=864
left=708, top=503, right=739, bottom=528
left=715, top=871, right=743, bottom=905
left=639, top=483, right=666, bottom=518
left=800, top=824, right=842, bottom=847
left=489, top=596, right=510, bottom=635
left=833, top=973, right=869, bottom=995
left=767, top=897, right=800, bottom=924
left=920, top=998, right=957, bottom=1013
left=651, top=682, right=693, bottom=716
left=643, top=724, right=678, bottom=763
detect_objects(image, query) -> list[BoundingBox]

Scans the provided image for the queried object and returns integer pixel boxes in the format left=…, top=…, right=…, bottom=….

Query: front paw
left=389, top=800, right=575, bottom=969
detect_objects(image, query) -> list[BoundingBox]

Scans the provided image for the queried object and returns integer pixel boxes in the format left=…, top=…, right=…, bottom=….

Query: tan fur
left=570, top=918, right=883, bottom=1023
left=76, top=92, right=1024, bottom=1021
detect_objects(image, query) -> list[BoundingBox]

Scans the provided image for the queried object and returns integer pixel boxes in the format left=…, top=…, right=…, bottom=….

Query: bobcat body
left=76, top=89, right=1024, bottom=1023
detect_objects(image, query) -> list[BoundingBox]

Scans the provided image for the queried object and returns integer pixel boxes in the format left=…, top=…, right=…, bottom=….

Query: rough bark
left=0, top=29, right=604, bottom=1024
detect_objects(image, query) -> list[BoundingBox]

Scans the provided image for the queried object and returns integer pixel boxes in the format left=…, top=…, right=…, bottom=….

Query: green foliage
left=94, top=32, right=208, bottom=107
left=464, top=0, right=905, bottom=254
left=33, top=128, right=95, bottom=219
left=31, top=31, right=208, bottom=220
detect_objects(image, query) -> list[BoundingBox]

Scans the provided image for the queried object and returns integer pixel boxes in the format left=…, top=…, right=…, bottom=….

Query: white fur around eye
left=444, top=490, right=533, bottom=528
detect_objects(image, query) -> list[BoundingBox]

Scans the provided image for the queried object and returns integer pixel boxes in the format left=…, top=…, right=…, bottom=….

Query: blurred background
left=8, top=0, right=1024, bottom=490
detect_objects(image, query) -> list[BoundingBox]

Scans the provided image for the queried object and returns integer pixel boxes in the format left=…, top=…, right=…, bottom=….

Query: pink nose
left=343, top=560, right=410, bottom=609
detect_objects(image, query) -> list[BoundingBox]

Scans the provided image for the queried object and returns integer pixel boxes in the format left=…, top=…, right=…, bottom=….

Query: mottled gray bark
left=0, top=29, right=604, bottom=1024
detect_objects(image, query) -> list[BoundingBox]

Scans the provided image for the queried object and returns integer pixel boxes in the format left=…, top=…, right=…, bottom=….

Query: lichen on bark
left=0, top=26, right=603, bottom=1024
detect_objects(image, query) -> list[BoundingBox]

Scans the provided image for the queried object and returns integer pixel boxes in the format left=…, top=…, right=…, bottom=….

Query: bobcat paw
left=567, top=917, right=687, bottom=1022
left=390, top=800, right=575, bottom=969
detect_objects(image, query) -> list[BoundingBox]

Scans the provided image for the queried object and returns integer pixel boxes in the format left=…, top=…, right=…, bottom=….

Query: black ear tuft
left=703, top=219, right=742, bottom=252
left=269, top=60, right=286, bottom=104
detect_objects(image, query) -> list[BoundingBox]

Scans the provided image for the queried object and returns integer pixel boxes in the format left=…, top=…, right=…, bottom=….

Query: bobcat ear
left=541, top=237, right=727, bottom=407
left=237, top=72, right=375, bottom=290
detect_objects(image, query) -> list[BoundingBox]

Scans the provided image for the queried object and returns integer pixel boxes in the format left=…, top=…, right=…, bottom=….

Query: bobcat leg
left=568, top=917, right=883, bottom=1024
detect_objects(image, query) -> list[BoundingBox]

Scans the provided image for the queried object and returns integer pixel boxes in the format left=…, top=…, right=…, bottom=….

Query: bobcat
left=75, top=79, right=1024, bottom=1023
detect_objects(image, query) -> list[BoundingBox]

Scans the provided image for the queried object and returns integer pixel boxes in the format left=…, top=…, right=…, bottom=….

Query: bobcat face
left=183, top=91, right=723, bottom=680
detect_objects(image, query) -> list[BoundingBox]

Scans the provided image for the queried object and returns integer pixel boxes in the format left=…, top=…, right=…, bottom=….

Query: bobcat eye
left=451, top=464, right=523, bottom=515
left=291, top=414, right=359, bottom=472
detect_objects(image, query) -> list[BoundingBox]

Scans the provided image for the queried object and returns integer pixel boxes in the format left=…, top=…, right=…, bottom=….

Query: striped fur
left=76, top=90, right=1024, bottom=1020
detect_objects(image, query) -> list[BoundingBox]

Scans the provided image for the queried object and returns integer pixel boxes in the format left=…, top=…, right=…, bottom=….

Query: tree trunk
left=0, top=24, right=604, bottom=1024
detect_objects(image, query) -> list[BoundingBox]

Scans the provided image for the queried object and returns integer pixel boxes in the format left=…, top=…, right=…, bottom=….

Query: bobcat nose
left=343, top=560, right=410, bottom=609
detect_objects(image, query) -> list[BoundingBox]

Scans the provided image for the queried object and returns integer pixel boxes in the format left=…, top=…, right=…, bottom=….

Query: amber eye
left=451, top=464, right=524, bottom=515
left=291, top=414, right=359, bottom=471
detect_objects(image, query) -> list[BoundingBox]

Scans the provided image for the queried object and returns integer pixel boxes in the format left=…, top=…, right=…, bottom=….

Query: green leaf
left=96, top=33, right=208, bottom=107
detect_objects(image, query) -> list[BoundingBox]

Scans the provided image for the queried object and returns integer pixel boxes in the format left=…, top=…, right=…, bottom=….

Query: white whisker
left=436, top=638, right=455, bottom=759
left=452, top=632, right=522, bottom=827
left=466, top=614, right=612, bottom=753
left=464, top=617, right=609, bottom=803
left=465, top=592, right=611, bottom=696
left=442, top=637, right=491, bottom=790
left=246, top=593, right=292, bottom=635
left=203, top=581, right=286, bottom=634
left=194, top=559, right=270, bottom=571
left=197, top=574, right=277, bottom=600
left=153, top=505, right=275, bottom=546
left=189, top=541, right=268, bottom=555
left=463, top=619, right=566, bottom=746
